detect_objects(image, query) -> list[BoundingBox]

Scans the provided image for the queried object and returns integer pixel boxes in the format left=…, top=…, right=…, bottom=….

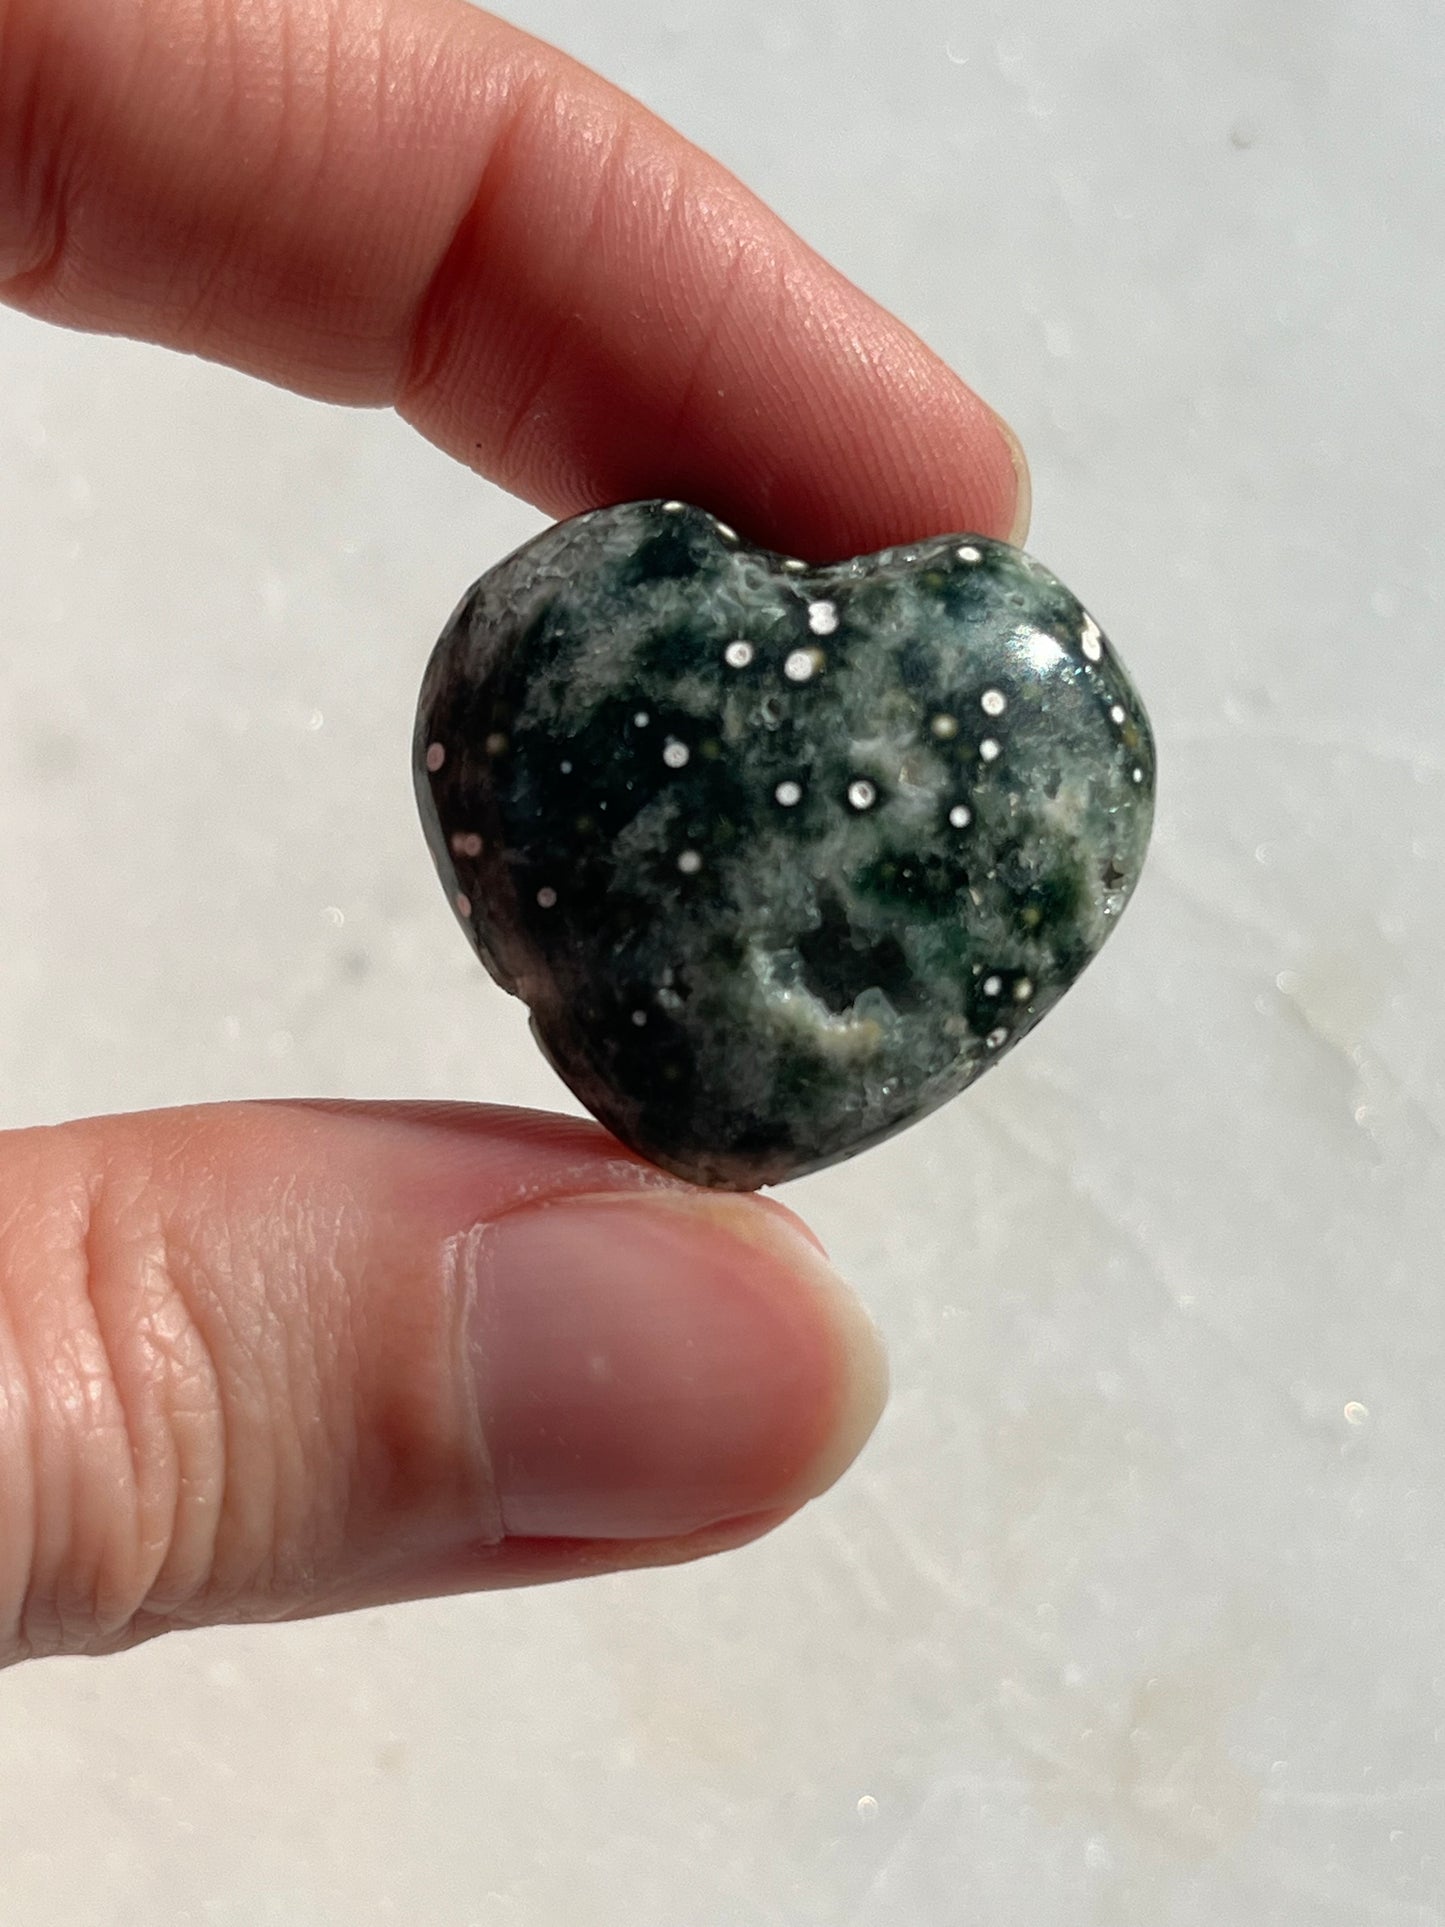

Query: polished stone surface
left=415, top=502, right=1154, bottom=1186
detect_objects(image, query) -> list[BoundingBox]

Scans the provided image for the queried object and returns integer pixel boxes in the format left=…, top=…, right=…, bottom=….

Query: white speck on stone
left=663, top=738, right=690, bottom=769
left=981, top=688, right=1006, bottom=717
left=634, top=711, right=650, bottom=728
left=559, top=759, right=572, bottom=774
left=986, top=1026, right=1009, bottom=1048
left=931, top=713, right=959, bottom=739
left=784, top=648, right=820, bottom=683
left=781, top=558, right=808, bottom=573
left=982, top=974, right=1002, bottom=996
left=980, top=738, right=1001, bottom=762
left=662, top=500, right=685, bottom=513
left=425, top=742, right=446, bottom=772
left=631, top=1009, right=649, bottom=1027
left=1110, top=703, right=1126, bottom=725
left=715, top=520, right=737, bottom=541
left=454, top=892, right=471, bottom=918
left=808, top=599, right=839, bottom=636
left=956, top=545, right=982, bottom=563
left=847, top=778, right=877, bottom=811
left=774, top=779, right=803, bottom=807
left=949, top=803, right=972, bottom=829
left=1014, top=977, right=1034, bottom=1002
left=677, top=849, right=703, bottom=874
left=485, top=731, right=508, bottom=756
left=725, top=639, right=754, bottom=668
left=1081, top=616, right=1104, bottom=663
left=1133, top=766, right=1145, bottom=783
left=536, top=886, right=558, bottom=908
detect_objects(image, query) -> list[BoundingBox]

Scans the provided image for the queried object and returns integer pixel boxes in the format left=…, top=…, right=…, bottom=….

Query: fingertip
left=666, top=1194, right=889, bottom=1509
left=468, top=1187, right=888, bottom=1543
left=1, top=0, right=1028, bottom=560
left=991, top=404, right=1033, bottom=546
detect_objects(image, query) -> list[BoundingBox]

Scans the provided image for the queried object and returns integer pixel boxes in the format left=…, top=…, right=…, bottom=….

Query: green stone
left=415, top=501, right=1155, bottom=1188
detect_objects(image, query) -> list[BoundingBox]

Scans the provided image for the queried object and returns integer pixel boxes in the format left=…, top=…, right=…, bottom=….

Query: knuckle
left=0, top=1128, right=228, bottom=1659
left=0, top=1108, right=496, bottom=1660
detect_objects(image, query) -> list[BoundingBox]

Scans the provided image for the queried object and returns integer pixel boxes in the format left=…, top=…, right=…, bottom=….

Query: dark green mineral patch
left=415, top=501, right=1155, bottom=1188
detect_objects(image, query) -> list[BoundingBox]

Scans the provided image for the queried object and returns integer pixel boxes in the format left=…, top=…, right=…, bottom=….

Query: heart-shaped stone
left=415, top=501, right=1154, bottom=1188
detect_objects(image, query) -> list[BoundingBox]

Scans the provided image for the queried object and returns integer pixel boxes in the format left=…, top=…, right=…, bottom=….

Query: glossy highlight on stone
left=415, top=502, right=1155, bottom=1188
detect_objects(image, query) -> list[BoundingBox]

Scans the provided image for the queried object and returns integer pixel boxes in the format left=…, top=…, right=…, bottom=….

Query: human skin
left=0, top=0, right=1027, bottom=1663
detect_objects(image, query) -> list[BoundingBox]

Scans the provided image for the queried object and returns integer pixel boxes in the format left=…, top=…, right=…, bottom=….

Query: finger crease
left=395, top=61, right=550, bottom=419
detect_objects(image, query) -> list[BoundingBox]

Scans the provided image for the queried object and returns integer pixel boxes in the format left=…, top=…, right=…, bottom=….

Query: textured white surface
left=2, top=0, right=1443, bottom=1919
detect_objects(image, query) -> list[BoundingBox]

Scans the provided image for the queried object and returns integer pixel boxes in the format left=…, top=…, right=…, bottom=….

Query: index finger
left=0, top=0, right=1027, bottom=557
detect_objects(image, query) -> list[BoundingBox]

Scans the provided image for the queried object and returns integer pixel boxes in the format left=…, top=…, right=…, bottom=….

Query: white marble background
left=1, top=0, right=1441, bottom=1919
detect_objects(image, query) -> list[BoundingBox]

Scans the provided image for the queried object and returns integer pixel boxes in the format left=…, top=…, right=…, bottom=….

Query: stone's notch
left=414, top=501, right=1155, bottom=1188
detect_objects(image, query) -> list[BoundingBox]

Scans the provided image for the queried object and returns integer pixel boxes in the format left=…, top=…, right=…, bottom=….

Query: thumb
left=0, top=1101, right=886, bottom=1662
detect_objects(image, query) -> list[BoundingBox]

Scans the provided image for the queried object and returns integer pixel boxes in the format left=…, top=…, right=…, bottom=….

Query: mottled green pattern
left=415, top=501, right=1155, bottom=1187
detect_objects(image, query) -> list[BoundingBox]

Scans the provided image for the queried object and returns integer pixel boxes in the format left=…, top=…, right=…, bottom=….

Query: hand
left=0, top=0, right=1027, bottom=1662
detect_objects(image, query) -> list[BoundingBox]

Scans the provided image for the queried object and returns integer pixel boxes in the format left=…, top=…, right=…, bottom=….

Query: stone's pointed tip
left=415, top=501, right=1153, bottom=1189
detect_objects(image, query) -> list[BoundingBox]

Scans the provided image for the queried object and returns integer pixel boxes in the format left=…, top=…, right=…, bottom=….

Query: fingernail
left=990, top=405, right=1033, bottom=547
left=466, top=1191, right=888, bottom=1541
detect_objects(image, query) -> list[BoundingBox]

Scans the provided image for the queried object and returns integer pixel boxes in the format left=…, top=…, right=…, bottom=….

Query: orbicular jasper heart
left=414, top=501, right=1155, bottom=1188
